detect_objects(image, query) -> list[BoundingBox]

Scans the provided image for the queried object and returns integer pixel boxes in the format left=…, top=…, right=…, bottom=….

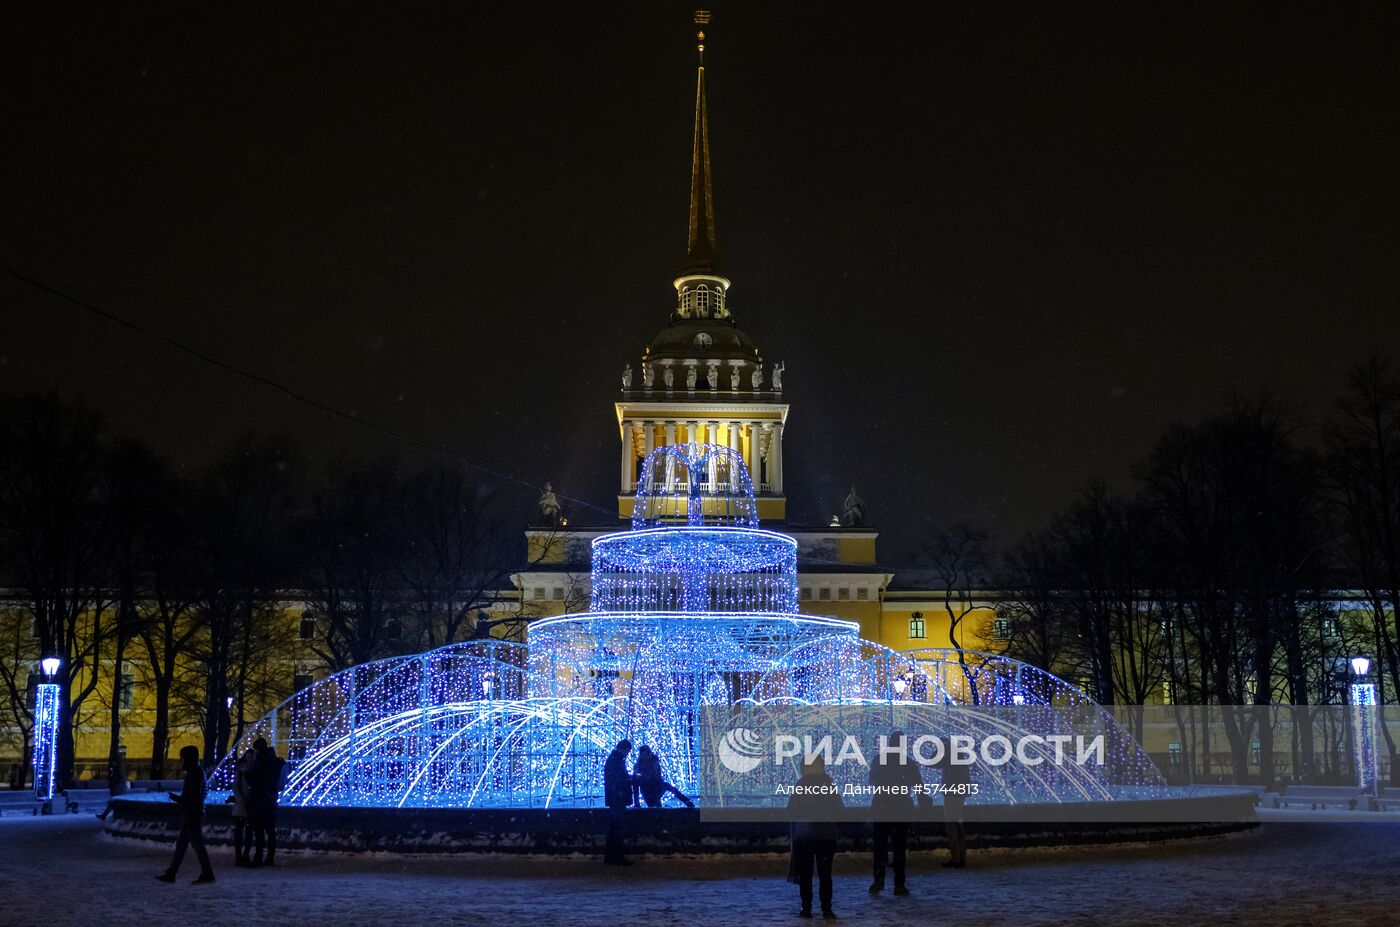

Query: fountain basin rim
left=528, top=610, right=860, bottom=634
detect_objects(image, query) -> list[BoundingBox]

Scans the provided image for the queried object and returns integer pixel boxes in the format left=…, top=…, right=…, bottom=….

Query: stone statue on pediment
left=841, top=486, right=867, bottom=527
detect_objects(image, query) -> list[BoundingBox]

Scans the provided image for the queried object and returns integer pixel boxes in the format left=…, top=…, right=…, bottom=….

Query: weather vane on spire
left=694, top=10, right=710, bottom=65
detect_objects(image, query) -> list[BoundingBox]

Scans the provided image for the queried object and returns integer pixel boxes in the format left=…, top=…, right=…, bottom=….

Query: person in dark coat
left=938, top=749, right=971, bottom=868
left=156, top=745, right=214, bottom=884
left=602, top=738, right=634, bottom=865
left=228, top=748, right=257, bottom=866
left=249, top=737, right=286, bottom=867
left=868, top=730, right=926, bottom=895
left=787, top=756, right=844, bottom=919
left=633, top=745, right=695, bottom=809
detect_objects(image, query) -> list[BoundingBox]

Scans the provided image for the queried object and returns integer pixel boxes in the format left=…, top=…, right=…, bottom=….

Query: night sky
left=4, top=2, right=1398, bottom=565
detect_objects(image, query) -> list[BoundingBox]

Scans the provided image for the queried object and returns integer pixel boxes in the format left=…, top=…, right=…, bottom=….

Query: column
left=663, top=422, right=677, bottom=491
left=727, top=421, right=741, bottom=490
left=707, top=421, right=719, bottom=490
left=620, top=420, right=635, bottom=492
left=643, top=420, right=656, bottom=460
left=746, top=423, right=762, bottom=490
left=771, top=421, right=784, bottom=494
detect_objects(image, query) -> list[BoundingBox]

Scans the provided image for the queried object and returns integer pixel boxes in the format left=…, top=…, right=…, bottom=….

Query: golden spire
left=685, top=10, right=718, bottom=275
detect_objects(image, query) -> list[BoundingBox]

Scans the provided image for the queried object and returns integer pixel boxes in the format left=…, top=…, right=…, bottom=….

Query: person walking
left=868, top=730, right=925, bottom=895
left=249, top=738, right=286, bottom=867
left=633, top=745, right=696, bottom=809
left=603, top=738, right=634, bottom=865
left=156, top=745, right=214, bottom=884
left=229, top=748, right=257, bottom=866
left=787, top=756, right=844, bottom=919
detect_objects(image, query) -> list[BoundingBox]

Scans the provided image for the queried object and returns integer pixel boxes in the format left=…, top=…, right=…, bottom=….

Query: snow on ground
left=0, top=815, right=1396, bottom=926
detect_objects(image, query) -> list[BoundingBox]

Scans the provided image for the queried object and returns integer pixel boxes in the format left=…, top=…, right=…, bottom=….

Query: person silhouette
left=633, top=745, right=695, bottom=808
left=603, top=739, right=634, bottom=865
left=869, top=730, right=925, bottom=895
left=156, top=745, right=214, bottom=884
left=787, top=755, right=843, bottom=918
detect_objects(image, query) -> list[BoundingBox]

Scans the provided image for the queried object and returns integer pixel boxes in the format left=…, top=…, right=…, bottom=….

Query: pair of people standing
left=786, top=732, right=972, bottom=916
left=230, top=737, right=287, bottom=867
left=601, top=739, right=695, bottom=865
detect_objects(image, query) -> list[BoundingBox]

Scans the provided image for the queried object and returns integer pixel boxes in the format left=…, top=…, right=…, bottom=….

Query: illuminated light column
left=771, top=421, right=784, bottom=494
left=33, top=656, right=62, bottom=803
left=1350, top=655, right=1378, bottom=797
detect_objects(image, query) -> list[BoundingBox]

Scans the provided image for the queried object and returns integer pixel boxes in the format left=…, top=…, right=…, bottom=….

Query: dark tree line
left=0, top=394, right=526, bottom=787
left=987, top=360, right=1400, bottom=783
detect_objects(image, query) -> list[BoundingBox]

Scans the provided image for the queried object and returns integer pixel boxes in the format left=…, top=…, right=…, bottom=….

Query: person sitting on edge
left=633, top=745, right=696, bottom=809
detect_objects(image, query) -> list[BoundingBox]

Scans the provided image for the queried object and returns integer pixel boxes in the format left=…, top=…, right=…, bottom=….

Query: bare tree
left=299, top=456, right=407, bottom=671
left=0, top=395, right=113, bottom=787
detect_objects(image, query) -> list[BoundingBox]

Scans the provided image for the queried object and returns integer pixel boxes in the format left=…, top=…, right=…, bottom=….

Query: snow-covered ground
left=0, top=815, right=1395, bottom=926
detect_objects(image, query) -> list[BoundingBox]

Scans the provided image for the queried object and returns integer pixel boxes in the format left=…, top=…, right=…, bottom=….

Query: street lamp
left=1349, top=655, right=1378, bottom=797
left=33, top=656, right=62, bottom=804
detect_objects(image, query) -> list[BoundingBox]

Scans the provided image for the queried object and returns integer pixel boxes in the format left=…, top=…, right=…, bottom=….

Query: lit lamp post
left=33, top=656, right=62, bottom=807
left=1349, top=656, right=1378, bottom=798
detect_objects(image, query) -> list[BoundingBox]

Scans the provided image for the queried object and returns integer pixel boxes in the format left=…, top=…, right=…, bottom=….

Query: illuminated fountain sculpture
left=211, top=444, right=1166, bottom=809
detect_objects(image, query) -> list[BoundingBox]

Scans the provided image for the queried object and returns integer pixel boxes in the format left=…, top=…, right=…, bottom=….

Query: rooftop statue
left=539, top=482, right=563, bottom=525
left=841, top=485, right=867, bottom=527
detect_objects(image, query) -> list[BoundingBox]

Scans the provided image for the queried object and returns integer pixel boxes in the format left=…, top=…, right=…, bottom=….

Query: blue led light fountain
left=211, top=444, right=1166, bottom=808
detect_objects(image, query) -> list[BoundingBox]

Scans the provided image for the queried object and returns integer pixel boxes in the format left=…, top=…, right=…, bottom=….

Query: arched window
left=695, top=285, right=710, bottom=317
left=679, top=289, right=693, bottom=317
left=713, top=287, right=725, bottom=316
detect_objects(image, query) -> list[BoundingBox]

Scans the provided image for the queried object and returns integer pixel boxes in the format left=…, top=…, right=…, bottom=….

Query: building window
left=533, top=587, right=545, bottom=600
left=856, top=587, right=869, bottom=600
left=299, top=611, right=316, bottom=640
left=1250, top=741, right=1261, bottom=766
left=119, top=671, right=136, bottom=709
left=993, top=617, right=1012, bottom=641
left=713, top=288, right=725, bottom=315
left=1168, top=742, right=1182, bottom=766
left=293, top=670, right=313, bottom=693
left=908, top=613, right=926, bottom=640
left=838, top=587, right=850, bottom=600
left=819, top=588, right=831, bottom=601
left=384, top=614, right=401, bottom=643
left=695, top=285, right=710, bottom=316
left=552, top=587, right=564, bottom=600
left=800, top=588, right=811, bottom=600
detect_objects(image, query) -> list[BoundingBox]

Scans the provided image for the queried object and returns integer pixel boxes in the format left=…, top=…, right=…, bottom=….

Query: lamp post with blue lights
left=1349, top=655, right=1378, bottom=797
left=33, top=656, right=62, bottom=807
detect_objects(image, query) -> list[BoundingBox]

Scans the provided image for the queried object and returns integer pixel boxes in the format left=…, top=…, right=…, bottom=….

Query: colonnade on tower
left=614, top=15, right=788, bottom=523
